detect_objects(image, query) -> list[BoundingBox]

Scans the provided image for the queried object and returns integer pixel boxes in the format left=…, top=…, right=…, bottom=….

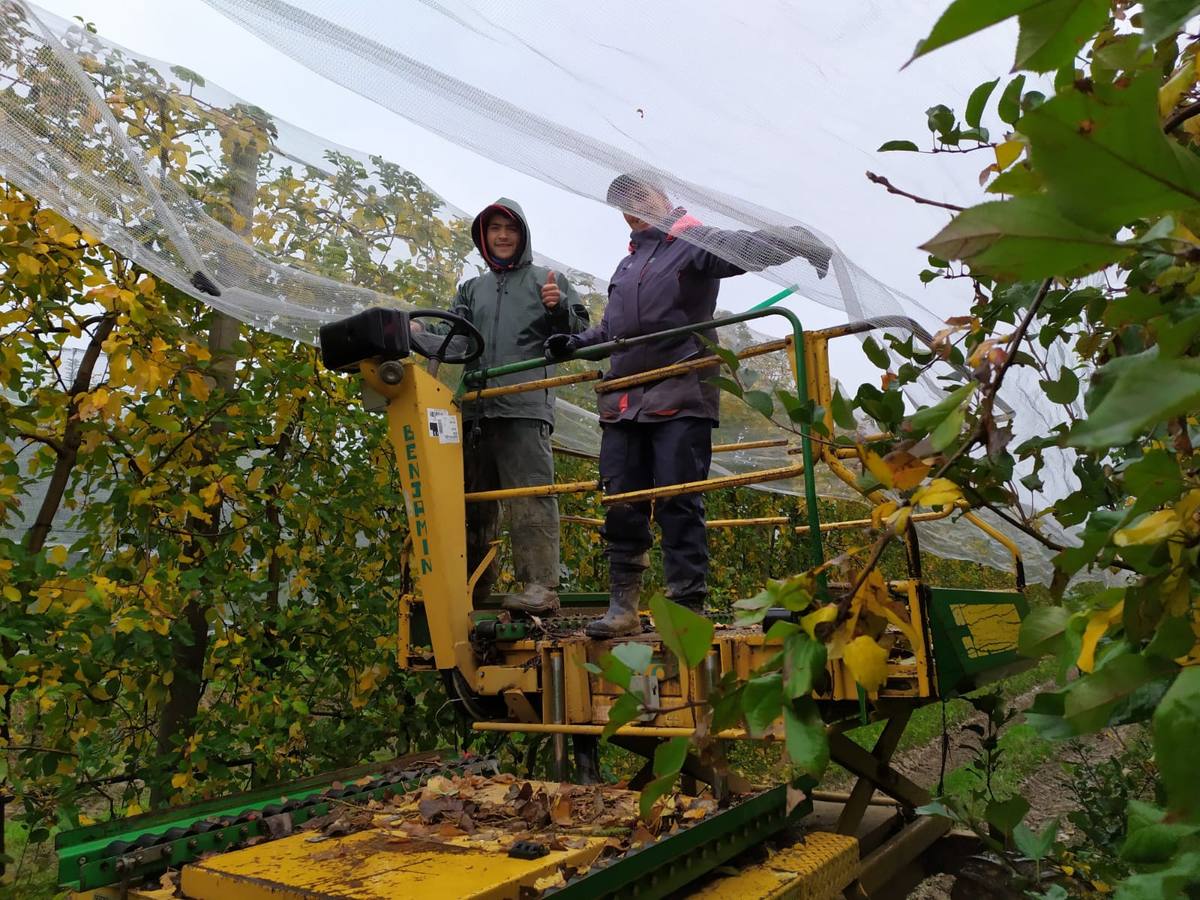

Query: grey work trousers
left=465, top=417, right=561, bottom=598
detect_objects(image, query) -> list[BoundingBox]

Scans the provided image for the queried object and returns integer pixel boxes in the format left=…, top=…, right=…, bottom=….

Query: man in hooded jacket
left=546, top=175, right=832, bottom=638
left=422, top=198, right=590, bottom=615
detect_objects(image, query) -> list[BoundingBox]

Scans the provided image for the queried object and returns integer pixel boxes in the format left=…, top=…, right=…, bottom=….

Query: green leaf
left=1039, top=367, right=1079, bottom=404
left=929, top=407, right=965, bottom=451
left=783, top=698, right=829, bottom=778
left=1064, top=653, right=1174, bottom=734
left=596, top=654, right=634, bottom=692
left=742, top=673, right=783, bottom=737
left=920, top=197, right=1124, bottom=280
left=707, top=375, right=743, bottom=398
left=878, top=140, right=920, bottom=152
left=783, top=633, right=827, bottom=699
left=830, top=386, right=857, bottom=430
left=1114, top=850, right=1200, bottom=899
left=1018, top=606, right=1075, bottom=658
left=966, top=78, right=1001, bottom=127
left=1124, top=451, right=1184, bottom=512
left=1014, top=0, right=1110, bottom=72
left=1146, top=617, right=1196, bottom=661
left=601, top=691, right=643, bottom=741
left=765, top=620, right=801, bottom=641
left=1068, top=350, right=1200, bottom=448
left=743, top=390, right=774, bottom=418
left=1154, top=667, right=1200, bottom=819
left=861, top=336, right=890, bottom=369
left=654, top=735, right=689, bottom=777
left=1141, top=0, right=1200, bottom=44
left=986, top=796, right=1031, bottom=835
left=648, top=593, right=713, bottom=669
left=909, top=1, right=1043, bottom=62
left=1013, top=817, right=1058, bottom=860
left=1018, top=73, right=1200, bottom=232
left=611, top=642, right=653, bottom=677
left=998, top=74, right=1027, bottom=125
left=1121, top=801, right=1200, bottom=863
left=908, top=382, right=976, bottom=433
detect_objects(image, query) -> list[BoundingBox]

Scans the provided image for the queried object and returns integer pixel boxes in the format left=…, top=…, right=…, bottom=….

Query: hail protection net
left=0, top=0, right=1089, bottom=585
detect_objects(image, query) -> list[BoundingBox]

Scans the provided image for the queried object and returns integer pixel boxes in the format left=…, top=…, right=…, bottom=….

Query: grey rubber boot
left=502, top=583, right=561, bottom=615
left=585, top=569, right=644, bottom=638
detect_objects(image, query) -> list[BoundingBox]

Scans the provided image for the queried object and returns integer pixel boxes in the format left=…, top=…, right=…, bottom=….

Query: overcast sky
left=32, top=0, right=1019, bottom=373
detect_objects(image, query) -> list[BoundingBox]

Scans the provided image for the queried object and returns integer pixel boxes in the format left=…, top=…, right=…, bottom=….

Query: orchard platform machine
left=58, top=306, right=1029, bottom=900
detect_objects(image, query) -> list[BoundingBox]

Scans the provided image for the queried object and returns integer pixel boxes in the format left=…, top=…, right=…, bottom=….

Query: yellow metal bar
left=563, top=515, right=791, bottom=529
left=706, top=516, right=791, bottom=528
left=794, top=506, right=957, bottom=534
left=712, top=438, right=790, bottom=453
left=464, top=479, right=599, bottom=503
left=561, top=514, right=604, bottom=526
left=472, top=721, right=752, bottom=739
left=460, top=368, right=601, bottom=402
left=962, top=510, right=1025, bottom=584
left=601, top=463, right=806, bottom=505
left=595, top=338, right=791, bottom=394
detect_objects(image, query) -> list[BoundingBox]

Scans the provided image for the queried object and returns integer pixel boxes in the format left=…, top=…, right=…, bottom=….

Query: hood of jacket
left=471, top=197, right=533, bottom=271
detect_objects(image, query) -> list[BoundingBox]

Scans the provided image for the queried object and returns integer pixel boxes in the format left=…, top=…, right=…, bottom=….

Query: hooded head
left=471, top=198, right=532, bottom=272
left=607, top=172, right=673, bottom=232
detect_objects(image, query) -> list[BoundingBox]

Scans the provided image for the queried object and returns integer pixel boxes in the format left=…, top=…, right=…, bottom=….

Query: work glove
left=786, top=226, right=833, bottom=280
left=544, top=333, right=581, bottom=361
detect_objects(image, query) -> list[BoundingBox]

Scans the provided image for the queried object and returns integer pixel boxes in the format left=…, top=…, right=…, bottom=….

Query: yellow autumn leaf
left=2, top=585, right=20, bottom=603
left=842, top=635, right=889, bottom=692
left=801, top=604, right=838, bottom=639
left=912, top=478, right=962, bottom=509
left=171, top=772, right=191, bottom=789
left=198, top=482, right=222, bottom=507
left=864, top=450, right=894, bottom=489
left=870, top=501, right=898, bottom=529
left=1113, top=509, right=1181, bottom=546
left=888, top=506, right=913, bottom=533
left=1159, top=56, right=1197, bottom=117
left=246, top=467, right=265, bottom=491
left=1077, top=601, right=1124, bottom=673
left=185, top=371, right=211, bottom=402
left=1176, top=489, right=1200, bottom=536
left=994, top=139, right=1023, bottom=171
left=885, top=451, right=931, bottom=491
left=47, top=545, right=68, bottom=566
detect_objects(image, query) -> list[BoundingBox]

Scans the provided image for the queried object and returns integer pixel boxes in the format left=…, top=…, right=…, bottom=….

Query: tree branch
left=15, top=430, right=65, bottom=458
left=866, top=171, right=966, bottom=212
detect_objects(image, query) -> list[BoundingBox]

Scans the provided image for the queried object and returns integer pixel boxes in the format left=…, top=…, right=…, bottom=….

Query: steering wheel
left=408, top=309, right=486, bottom=366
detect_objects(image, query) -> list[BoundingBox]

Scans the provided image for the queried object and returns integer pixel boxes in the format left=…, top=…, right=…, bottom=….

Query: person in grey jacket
left=421, top=198, right=589, bottom=614
left=546, top=174, right=831, bottom=637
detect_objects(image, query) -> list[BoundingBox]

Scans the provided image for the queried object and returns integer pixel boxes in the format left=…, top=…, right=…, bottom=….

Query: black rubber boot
left=585, top=569, right=643, bottom=638
left=671, top=594, right=706, bottom=614
left=502, top=584, right=560, bottom=615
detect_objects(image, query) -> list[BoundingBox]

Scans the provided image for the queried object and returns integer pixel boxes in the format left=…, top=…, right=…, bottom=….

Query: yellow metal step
left=688, top=831, right=859, bottom=900
left=179, top=826, right=607, bottom=900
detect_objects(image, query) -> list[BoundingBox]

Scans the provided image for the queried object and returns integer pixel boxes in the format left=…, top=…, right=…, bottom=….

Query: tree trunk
left=150, top=117, right=261, bottom=806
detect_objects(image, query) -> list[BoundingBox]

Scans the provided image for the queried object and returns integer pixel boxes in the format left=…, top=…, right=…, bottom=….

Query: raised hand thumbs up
left=541, top=269, right=561, bottom=309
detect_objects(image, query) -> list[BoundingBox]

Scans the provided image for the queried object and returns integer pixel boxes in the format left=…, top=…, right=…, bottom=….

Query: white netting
left=0, top=0, right=1092, bottom=585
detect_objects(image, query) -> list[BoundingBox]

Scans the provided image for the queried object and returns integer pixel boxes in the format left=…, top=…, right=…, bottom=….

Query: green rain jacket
left=451, top=198, right=590, bottom=428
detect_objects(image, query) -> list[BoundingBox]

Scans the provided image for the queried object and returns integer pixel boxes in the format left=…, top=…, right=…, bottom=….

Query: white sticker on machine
left=427, top=408, right=460, bottom=444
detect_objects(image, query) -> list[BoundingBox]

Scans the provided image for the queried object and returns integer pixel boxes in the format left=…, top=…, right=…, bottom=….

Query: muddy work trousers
left=599, top=417, right=713, bottom=602
left=465, top=417, right=561, bottom=601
